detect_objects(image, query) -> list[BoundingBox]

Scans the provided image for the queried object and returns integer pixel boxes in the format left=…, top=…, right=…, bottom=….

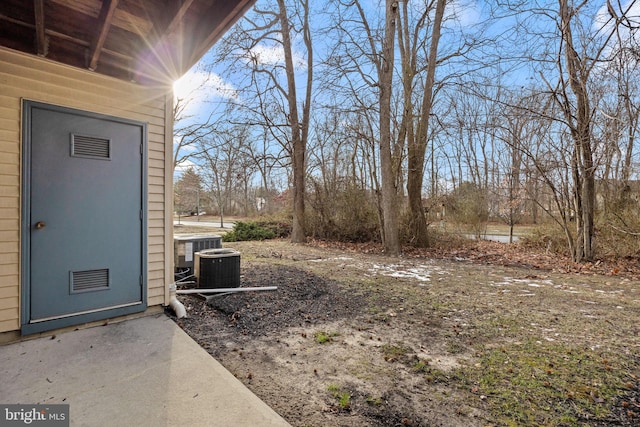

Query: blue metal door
left=23, top=102, right=146, bottom=332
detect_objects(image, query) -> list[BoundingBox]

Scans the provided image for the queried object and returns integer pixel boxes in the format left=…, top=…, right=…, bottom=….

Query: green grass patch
left=462, top=340, right=630, bottom=426
left=412, top=359, right=430, bottom=373
left=365, top=395, right=383, bottom=405
left=381, top=343, right=411, bottom=362
left=327, top=384, right=351, bottom=410
left=314, top=330, right=339, bottom=344
left=446, top=340, right=467, bottom=355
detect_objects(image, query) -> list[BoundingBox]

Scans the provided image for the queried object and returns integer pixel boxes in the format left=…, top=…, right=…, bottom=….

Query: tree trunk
left=277, top=0, right=307, bottom=243
left=559, top=0, right=595, bottom=261
left=406, top=0, right=446, bottom=248
left=379, top=0, right=400, bottom=255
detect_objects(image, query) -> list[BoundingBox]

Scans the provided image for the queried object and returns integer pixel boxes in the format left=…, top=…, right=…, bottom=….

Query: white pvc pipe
left=176, top=286, right=278, bottom=294
left=168, top=284, right=187, bottom=318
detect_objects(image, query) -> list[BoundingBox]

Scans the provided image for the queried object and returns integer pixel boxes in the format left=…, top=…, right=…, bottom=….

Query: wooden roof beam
left=133, top=0, right=256, bottom=84
left=129, top=0, right=196, bottom=83
left=88, top=0, right=119, bottom=71
left=34, top=0, right=47, bottom=56
left=164, top=0, right=196, bottom=36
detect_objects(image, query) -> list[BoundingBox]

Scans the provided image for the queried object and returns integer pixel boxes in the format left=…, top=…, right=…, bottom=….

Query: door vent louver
left=71, top=134, right=111, bottom=159
left=71, top=269, right=110, bottom=293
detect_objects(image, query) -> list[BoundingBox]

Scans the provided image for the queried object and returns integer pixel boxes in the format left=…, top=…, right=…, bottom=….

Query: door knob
left=35, top=221, right=46, bottom=229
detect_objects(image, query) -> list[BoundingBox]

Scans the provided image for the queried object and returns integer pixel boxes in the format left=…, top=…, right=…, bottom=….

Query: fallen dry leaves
left=308, top=238, right=640, bottom=280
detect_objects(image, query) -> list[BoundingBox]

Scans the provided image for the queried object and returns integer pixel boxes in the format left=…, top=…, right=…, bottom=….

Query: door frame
left=21, top=100, right=148, bottom=335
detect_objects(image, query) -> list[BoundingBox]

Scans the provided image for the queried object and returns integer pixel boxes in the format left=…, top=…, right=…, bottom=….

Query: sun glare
left=173, top=73, right=195, bottom=101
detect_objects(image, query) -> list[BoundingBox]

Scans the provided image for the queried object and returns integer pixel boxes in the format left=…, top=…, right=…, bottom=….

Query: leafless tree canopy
left=174, top=0, right=640, bottom=260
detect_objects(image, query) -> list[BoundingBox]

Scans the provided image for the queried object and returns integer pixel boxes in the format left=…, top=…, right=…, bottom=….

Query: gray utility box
left=174, top=234, right=222, bottom=271
left=194, top=248, right=241, bottom=289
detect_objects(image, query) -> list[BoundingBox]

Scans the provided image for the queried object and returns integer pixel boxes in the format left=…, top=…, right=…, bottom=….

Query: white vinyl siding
left=0, top=47, right=172, bottom=333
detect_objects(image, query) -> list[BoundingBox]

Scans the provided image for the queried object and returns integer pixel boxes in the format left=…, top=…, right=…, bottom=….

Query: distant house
left=0, top=0, right=254, bottom=338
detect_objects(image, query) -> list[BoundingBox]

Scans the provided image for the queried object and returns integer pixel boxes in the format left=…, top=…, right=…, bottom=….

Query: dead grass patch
left=171, top=238, right=640, bottom=426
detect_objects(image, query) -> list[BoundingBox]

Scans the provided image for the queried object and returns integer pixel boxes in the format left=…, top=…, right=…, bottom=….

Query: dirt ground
left=167, top=238, right=640, bottom=427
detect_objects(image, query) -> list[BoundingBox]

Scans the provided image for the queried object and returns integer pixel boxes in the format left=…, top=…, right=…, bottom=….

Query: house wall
left=0, top=47, right=173, bottom=333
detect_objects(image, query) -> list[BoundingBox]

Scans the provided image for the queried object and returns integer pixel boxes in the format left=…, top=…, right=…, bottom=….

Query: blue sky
left=172, top=0, right=640, bottom=181
left=174, top=0, right=640, bottom=101
left=173, top=0, right=484, bottom=109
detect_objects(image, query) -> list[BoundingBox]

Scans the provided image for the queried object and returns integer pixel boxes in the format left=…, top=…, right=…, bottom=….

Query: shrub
left=521, top=213, right=640, bottom=260
left=449, top=182, right=489, bottom=237
left=595, top=209, right=640, bottom=259
left=519, top=222, right=569, bottom=256
left=306, top=183, right=380, bottom=243
left=222, top=221, right=276, bottom=242
left=421, top=227, right=469, bottom=249
left=254, top=217, right=291, bottom=238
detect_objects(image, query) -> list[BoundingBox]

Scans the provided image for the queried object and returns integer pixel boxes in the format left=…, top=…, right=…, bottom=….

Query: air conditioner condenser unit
left=174, top=234, right=222, bottom=272
left=194, top=248, right=241, bottom=289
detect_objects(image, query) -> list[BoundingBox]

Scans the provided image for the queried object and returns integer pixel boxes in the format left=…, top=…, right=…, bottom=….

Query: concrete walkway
left=0, top=314, right=290, bottom=427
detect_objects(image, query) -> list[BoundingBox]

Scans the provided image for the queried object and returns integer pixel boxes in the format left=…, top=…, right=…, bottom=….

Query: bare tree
left=399, top=0, right=447, bottom=247
left=212, top=0, right=314, bottom=242
left=491, top=0, right=637, bottom=261
left=379, top=0, right=401, bottom=254
left=323, top=0, right=402, bottom=253
left=241, top=128, right=283, bottom=214
left=495, top=94, right=543, bottom=242
left=172, top=73, right=228, bottom=171
left=597, top=14, right=640, bottom=202
left=199, top=126, right=253, bottom=227
left=275, top=0, right=313, bottom=242
left=497, top=88, right=590, bottom=258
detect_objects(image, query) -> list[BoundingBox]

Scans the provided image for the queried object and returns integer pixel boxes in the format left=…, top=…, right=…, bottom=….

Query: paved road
left=174, top=220, right=235, bottom=229
left=461, top=233, right=519, bottom=243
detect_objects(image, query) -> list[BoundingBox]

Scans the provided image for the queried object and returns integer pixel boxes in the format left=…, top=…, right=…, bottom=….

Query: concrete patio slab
left=0, top=314, right=290, bottom=427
